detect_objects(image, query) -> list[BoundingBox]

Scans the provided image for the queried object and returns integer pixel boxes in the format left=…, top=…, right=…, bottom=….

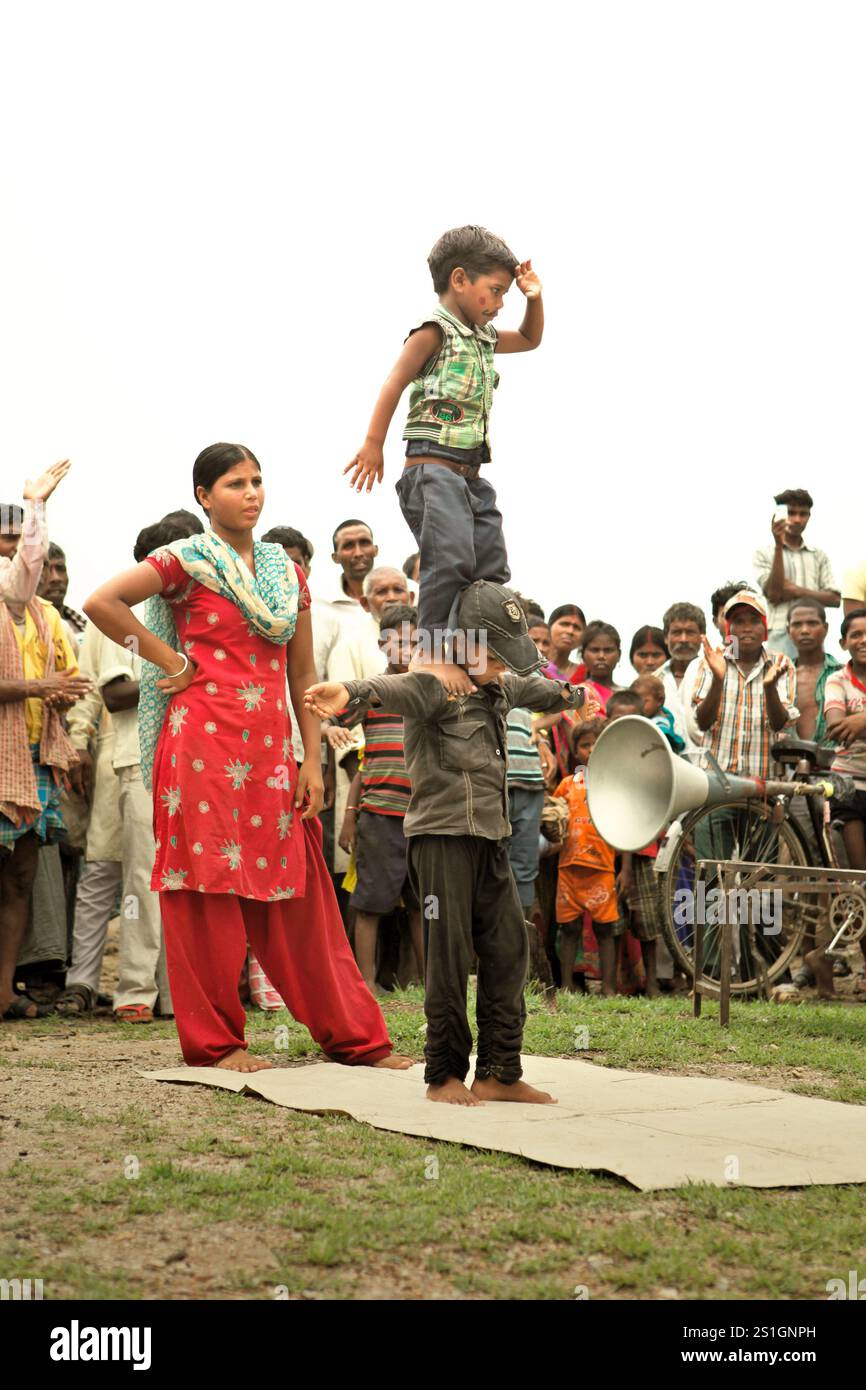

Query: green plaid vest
left=402, top=304, right=499, bottom=450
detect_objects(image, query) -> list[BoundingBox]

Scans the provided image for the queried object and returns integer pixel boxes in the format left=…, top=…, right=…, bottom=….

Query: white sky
left=3, top=0, right=864, bottom=678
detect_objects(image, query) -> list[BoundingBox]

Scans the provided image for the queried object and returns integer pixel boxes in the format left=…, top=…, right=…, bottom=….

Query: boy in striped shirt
left=338, top=604, right=422, bottom=992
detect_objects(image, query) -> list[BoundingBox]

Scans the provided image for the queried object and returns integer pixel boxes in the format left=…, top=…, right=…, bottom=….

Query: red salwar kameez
left=145, top=549, right=392, bottom=1066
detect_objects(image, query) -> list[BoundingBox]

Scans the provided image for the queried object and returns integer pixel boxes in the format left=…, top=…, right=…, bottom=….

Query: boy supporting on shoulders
left=344, top=225, right=543, bottom=679
left=306, top=581, right=591, bottom=1107
left=336, top=604, right=423, bottom=992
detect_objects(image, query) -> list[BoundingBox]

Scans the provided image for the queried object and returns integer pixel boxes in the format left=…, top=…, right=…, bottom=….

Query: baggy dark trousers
left=407, top=834, right=528, bottom=1087
left=395, top=463, right=510, bottom=641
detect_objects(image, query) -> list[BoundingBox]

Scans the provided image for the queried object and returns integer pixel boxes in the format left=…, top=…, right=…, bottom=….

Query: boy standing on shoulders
left=344, top=225, right=543, bottom=687
left=306, top=582, right=594, bottom=1107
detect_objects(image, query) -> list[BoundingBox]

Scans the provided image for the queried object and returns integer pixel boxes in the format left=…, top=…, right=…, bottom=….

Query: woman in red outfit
left=85, top=443, right=411, bottom=1073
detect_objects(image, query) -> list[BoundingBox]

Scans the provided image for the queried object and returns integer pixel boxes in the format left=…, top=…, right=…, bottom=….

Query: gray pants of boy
left=407, top=834, right=528, bottom=1087
left=395, top=463, right=510, bottom=641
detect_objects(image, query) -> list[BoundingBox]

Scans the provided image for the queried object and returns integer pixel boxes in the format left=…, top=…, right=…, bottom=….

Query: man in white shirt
left=656, top=602, right=706, bottom=754
left=326, top=519, right=379, bottom=639
left=753, top=489, right=840, bottom=657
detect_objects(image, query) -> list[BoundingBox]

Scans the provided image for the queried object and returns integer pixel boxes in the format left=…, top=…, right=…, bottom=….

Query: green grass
left=3, top=989, right=866, bottom=1299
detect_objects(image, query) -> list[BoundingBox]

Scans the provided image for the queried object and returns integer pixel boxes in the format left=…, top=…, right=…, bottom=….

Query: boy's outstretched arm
left=306, top=671, right=449, bottom=721
left=503, top=673, right=601, bottom=719
left=494, top=260, right=544, bottom=354
left=344, top=325, right=443, bottom=493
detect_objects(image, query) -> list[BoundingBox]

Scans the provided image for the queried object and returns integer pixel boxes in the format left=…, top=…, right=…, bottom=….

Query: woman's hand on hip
left=157, top=657, right=197, bottom=695
left=296, top=758, right=324, bottom=819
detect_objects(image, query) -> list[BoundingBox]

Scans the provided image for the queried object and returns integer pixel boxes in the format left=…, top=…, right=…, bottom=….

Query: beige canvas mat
left=144, top=1054, right=866, bottom=1192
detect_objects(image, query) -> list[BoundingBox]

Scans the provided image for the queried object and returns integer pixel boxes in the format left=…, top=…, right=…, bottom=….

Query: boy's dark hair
left=775, top=488, right=813, bottom=509
left=378, top=602, right=418, bottom=633
left=528, top=615, right=549, bottom=632
left=0, top=503, right=24, bottom=535
left=134, top=509, right=204, bottom=563
left=428, top=225, right=518, bottom=296
left=508, top=590, right=541, bottom=623
left=332, top=518, right=372, bottom=551
left=841, top=608, right=866, bottom=641
left=580, top=620, right=621, bottom=653
left=521, top=597, right=546, bottom=621
left=662, top=601, right=706, bottom=635
left=710, top=580, right=755, bottom=620
left=402, top=551, right=420, bottom=578
left=605, top=690, right=642, bottom=717
left=548, top=602, right=586, bottom=628
left=628, top=625, right=667, bottom=663
left=262, top=525, right=313, bottom=562
left=786, top=597, right=827, bottom=625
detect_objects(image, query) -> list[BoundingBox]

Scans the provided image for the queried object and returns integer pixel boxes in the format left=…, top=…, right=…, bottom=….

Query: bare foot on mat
left=426, top=1077, right=481, bottom=1105
left=372, top=1053, right=415, bottom=1069
left=471, top=1077, right=557, bottom=1104
left=213, top=1049, right=273, bottom=1073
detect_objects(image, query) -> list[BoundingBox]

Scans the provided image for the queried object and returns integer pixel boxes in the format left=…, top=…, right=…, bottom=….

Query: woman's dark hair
left=580, top=620, right=621, bottom=653
left=428, top=225, right=518, bottom=295
left=193, top=443, right=260, bottom=508
left=547, top=603, right=587, bottom=629
left=629, top=624, right=668, bottom=664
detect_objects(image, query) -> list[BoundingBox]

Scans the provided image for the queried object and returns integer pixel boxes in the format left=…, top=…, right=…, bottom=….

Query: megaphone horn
left=585, top=716, right=761, bottom=851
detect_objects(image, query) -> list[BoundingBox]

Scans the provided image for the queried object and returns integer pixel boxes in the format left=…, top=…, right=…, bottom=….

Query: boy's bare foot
left=471, top=1076, right=557, bottom=1104
left=372, top=1053, right=415, bottom=1069
left=427, top=1077, right=482, bottom=1105
left=213, top=1048, right=273, bottom=1073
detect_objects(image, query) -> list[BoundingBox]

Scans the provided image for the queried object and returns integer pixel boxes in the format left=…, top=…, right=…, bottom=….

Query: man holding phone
left=753, top=488, right=840, bottom=658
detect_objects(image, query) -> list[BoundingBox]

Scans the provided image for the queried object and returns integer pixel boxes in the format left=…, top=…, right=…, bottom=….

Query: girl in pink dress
left=85, top=443, right=411, bottom=1073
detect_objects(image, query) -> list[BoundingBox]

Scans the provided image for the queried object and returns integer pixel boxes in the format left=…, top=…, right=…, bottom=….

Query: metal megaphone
left=585, top=716, right=765, bottom=851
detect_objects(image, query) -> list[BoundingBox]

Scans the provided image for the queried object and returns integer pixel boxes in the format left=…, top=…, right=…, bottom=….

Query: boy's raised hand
left=304, top=681, right=350, bottom=719
left=515, top=259, right=542, bottom=300
left=344, top=442, right=384, bottom=493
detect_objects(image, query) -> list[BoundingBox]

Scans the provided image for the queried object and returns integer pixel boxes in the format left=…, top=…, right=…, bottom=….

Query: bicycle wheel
left=659, top=797, right=813, bottom=996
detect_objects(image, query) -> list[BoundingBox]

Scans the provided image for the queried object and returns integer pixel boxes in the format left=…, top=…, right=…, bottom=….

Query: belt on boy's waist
left=404, top=455, right=482, bottom=481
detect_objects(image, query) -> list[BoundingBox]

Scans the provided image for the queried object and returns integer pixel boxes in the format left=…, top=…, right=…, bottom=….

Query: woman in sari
left=84, top=443, right=410, bottom=1073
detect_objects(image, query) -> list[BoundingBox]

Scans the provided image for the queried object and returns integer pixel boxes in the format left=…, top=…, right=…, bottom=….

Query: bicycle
left=654, top=737, right=866, bottom=1021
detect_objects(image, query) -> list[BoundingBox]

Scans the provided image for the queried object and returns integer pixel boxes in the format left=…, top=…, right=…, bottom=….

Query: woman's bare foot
left=372, top=1053, right=415, bottom=1069
left=471, top=1076, right=557, bottom=1104
left=213, top=1048, right=273, bottom=1073
left=427, top=1077, right=482, bottom=1105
